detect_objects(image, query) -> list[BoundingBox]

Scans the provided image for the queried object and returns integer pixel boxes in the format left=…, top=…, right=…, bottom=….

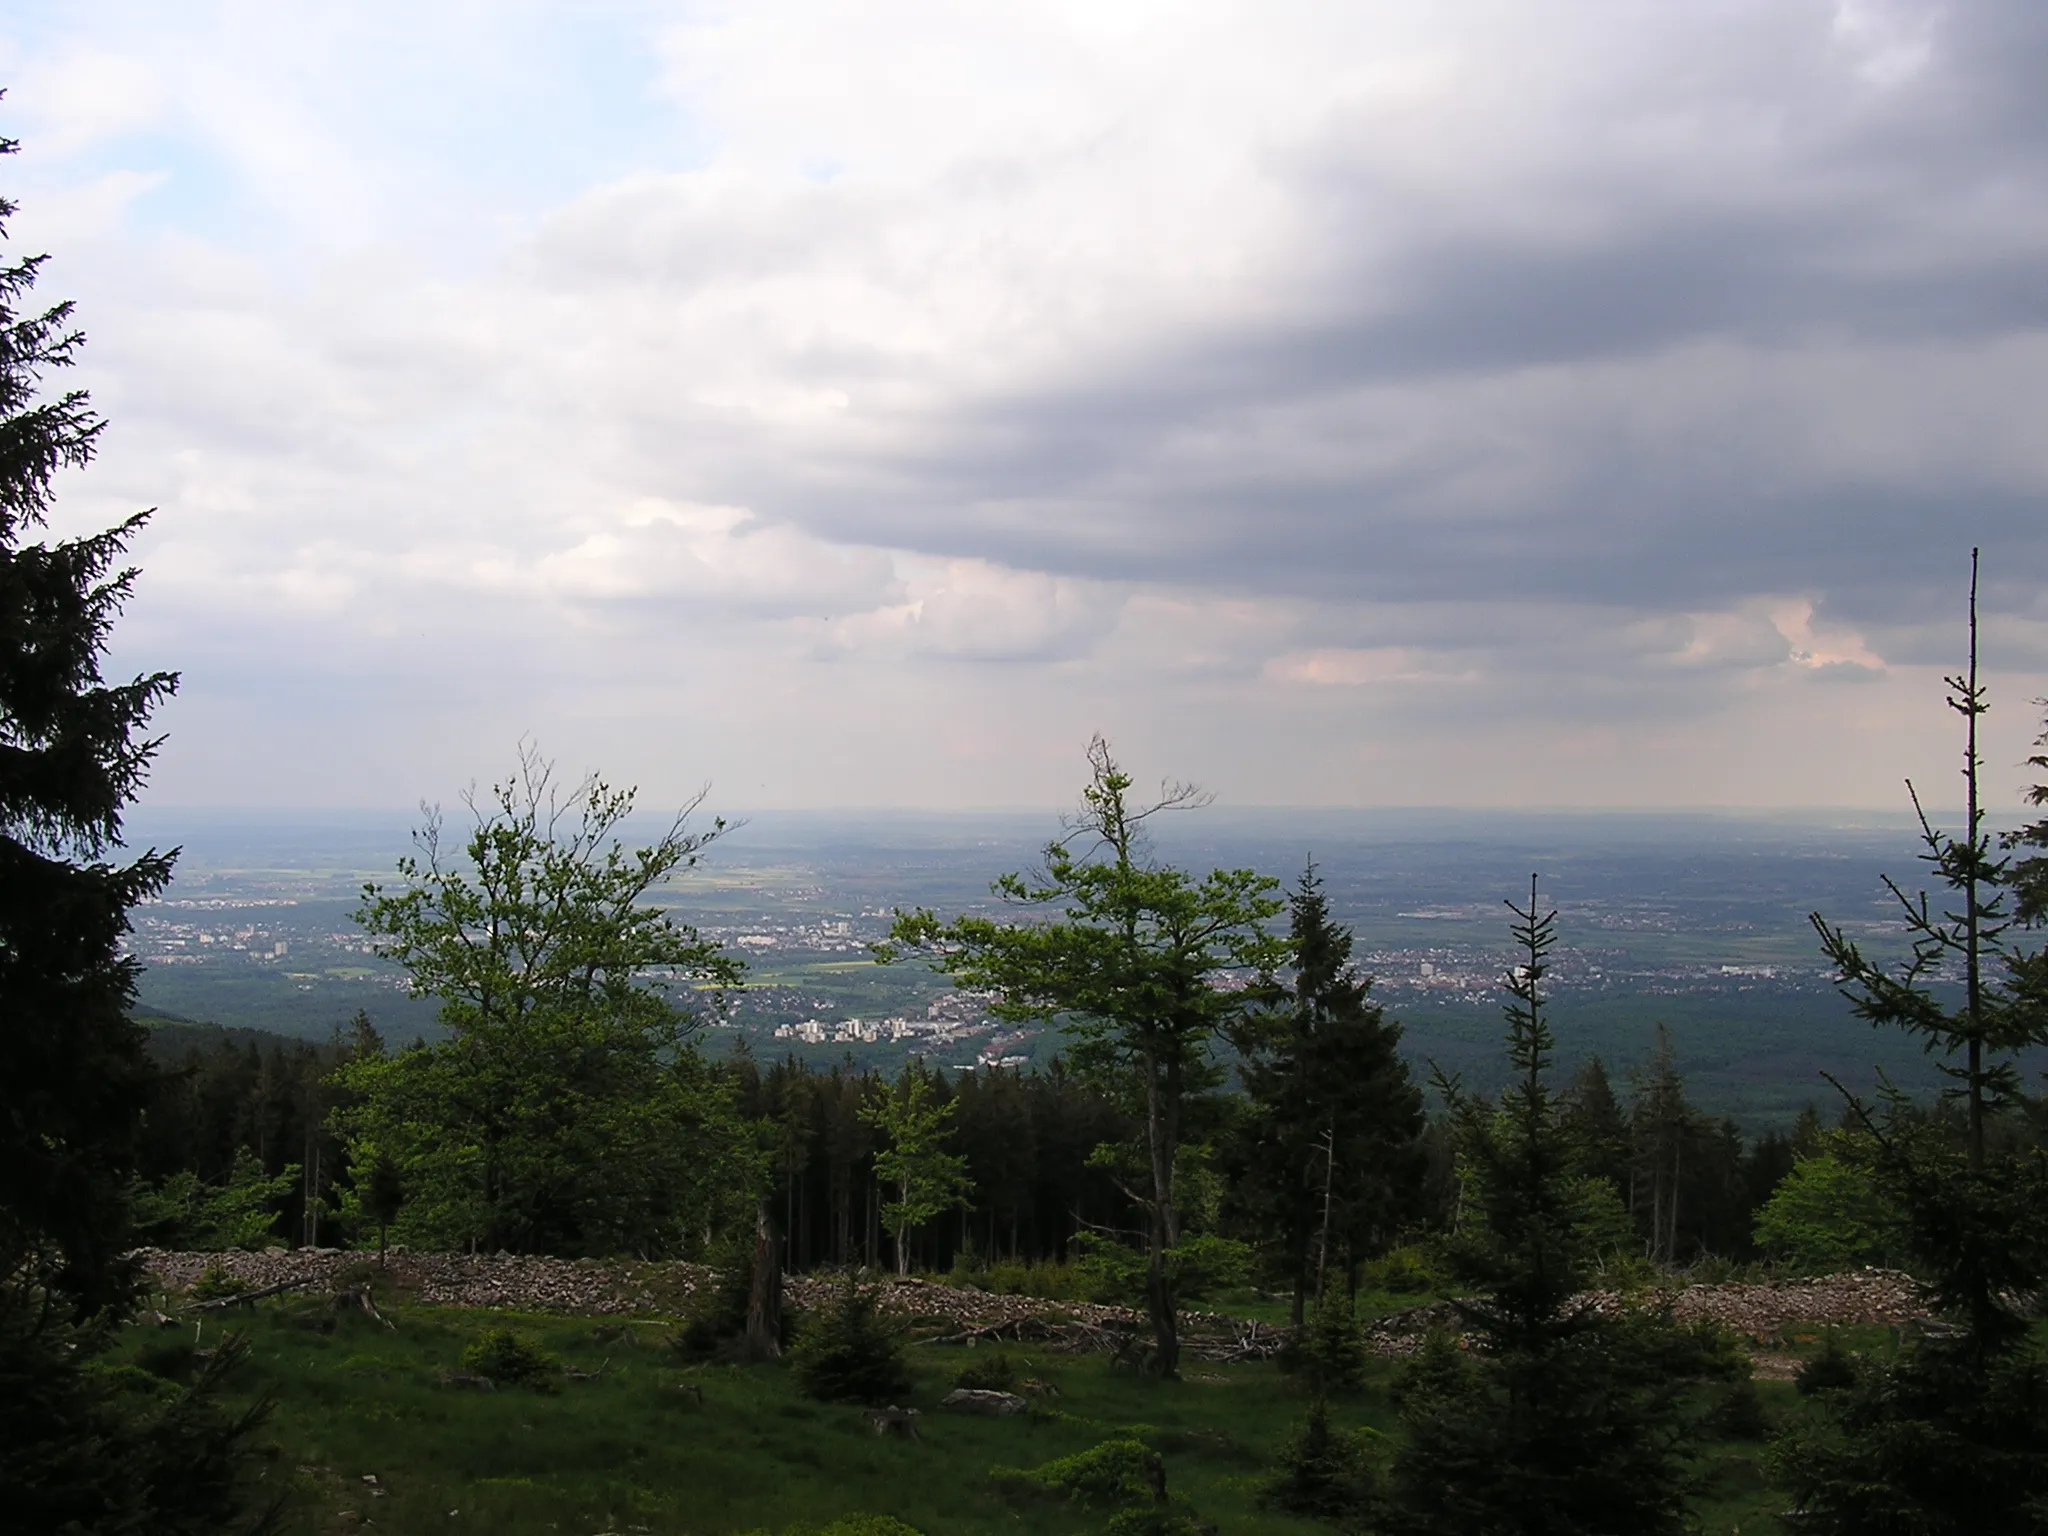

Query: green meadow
left=119, top=1293, right=1825, bottom=1536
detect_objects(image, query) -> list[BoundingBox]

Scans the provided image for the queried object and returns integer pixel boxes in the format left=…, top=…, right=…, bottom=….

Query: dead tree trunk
left=745, top=1200, right=782, bottom=1359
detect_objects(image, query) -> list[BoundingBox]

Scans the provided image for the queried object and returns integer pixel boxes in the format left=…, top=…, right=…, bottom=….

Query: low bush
left=1282, top=1294, right=1368, bottom=1396
left=461, top=1328, right=558, bottom=1388
left=131, top=1339, right=199, bottom=1383
left=1259, top=1399, right=1384, bottom=1525
left=955, top=1259, right=1095, bottom=1303
left=952, top=1349, right=1018, bottom=1392
left=1705, top=1377, right=1773, bottom=1441
left=1365, top=1246, right=1438, bottom=1296
left=1669, top=1319, right=1751, bottom=1381
left=1793, top=1332, right=1861, bottom=1397
left=1388, top=1330, right=1474, bottom=1414
left=1100, top=1510, right=1204, bottom=1536
left=1069, top=1231, right=1255, bottom=1306
left=188, top=1265, right=248, bottom=1303
left=992, top=1438, right=1164, bottom=1508
left=737, top=1518, right=925, bottom=1536
left=790, top=1278, right=912, bottom=1406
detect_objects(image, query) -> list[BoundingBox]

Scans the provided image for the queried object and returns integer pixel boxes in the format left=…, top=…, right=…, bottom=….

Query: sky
left=5, top=0, right=2048, bottom=815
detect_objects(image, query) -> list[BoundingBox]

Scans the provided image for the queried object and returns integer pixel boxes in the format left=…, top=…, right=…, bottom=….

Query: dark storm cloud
left=719, top=0, right=2048, bottom=631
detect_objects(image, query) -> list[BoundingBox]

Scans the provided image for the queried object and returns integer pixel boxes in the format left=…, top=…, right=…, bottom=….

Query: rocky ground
left=135, top=1248, right=1929, bottom=1365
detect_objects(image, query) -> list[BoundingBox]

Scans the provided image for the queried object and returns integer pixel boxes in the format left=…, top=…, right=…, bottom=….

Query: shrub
left=461, top=1328, right=558, bottom=1388
left=1259, top=1399, right=1384, bottom=1524
left=967, top=1259, right=1093, bottom=1303
left=1669, top=1319, right=1750, bottom=1381
left=1166, top=1233, right=1253, bottom=1301
left=790, top=1277, right=912, bottom=1405
left=735, top=1519, right=925, bottom=1536
left=1793, top=1332, right=1860, bottom=1397
left=1069, top=1233, right=1147, bottom=1305
left=1705, top=1377, right=1773, bottom=1441
left=88, top=1361, right=179, bottom=1401
left=953, top=1349, right=1018, bottom=1391
left=1100, top=1510, right=1203, bottom=1536
left=131, top=1340, right=199, bottom=1383
left=1367, top=1246, right=1438, bottom=1295
left=992, top=1438, right=1164, bottom=1507
left=1068, top=1231, right=1254, bottom=1306
left=1387, top=1329, right=1475, bottom=1414
left=188, top=1265, right=247, bottom=1302
left=1283, top=1294, right=1367, bottom=1395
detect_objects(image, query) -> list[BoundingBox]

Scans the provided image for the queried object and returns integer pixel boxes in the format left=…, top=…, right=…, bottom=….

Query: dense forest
left=136, top=1001, right=1813, bottom=1284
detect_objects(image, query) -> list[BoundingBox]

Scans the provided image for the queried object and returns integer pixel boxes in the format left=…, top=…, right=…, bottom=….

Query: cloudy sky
left=5, top=0, right=2047, bottom=813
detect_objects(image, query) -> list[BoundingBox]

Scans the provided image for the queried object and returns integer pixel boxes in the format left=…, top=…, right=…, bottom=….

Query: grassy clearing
left=123, top=1298, right=1819, bottom=1534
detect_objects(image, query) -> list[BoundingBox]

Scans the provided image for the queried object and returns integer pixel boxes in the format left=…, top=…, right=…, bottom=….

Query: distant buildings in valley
left=770, top=990, right=1001, bottom=1048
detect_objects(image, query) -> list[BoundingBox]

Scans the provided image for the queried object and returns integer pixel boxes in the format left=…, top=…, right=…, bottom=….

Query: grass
left=127, top=1296, right=1827, bottom=1535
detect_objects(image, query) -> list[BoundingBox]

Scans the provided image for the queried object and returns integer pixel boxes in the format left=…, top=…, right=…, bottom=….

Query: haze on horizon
left=5, top=1, right=2048, bottom=816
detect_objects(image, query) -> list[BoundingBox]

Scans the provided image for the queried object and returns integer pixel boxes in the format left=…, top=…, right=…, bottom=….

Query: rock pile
left=133, top=1249, right=1280, bottom=1359
left=133, top=1250, right=1929, bottom=1363
left=133, top=1248, right=712, bottom=1317
left=780, top=1274, right=1287, bottom=1360
left=1362, top=1269, right=1930, bottom=1356
left=1660, top=1269, right=1928, bottom=1337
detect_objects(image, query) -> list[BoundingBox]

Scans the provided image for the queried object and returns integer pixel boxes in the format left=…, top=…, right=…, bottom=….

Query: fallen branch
left=181, top=1274, right=319, bottom=1312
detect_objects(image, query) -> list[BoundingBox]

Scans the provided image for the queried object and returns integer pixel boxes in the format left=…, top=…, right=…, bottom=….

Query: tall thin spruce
left=1383, top=876, right=1697, bottom=1536
left=1781, top=548, right=2048, bottom=1533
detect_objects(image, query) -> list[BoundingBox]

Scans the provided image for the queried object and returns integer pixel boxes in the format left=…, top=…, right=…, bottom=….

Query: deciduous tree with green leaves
left=1750, top=1132, right=1900, bottom=1274
left=333, top=747, right=755, bottom=1256
left=880, top=737, right=1284, bottom=1375
left=861, top=1062, right=972, bottom=1276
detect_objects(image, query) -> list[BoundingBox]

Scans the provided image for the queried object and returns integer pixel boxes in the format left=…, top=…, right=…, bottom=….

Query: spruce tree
left=0, top=139, right=177, bottom=1318
left=1629, top=1026, right=1695, bottom=1266
left=1559, top=1057, right=1630, bottom=1199
left=1232, top=862, right=1424, bottom=1323
left=1779, top=552, right=2048, bottom=1533
left=0, top=122, right=276, bottom=1534
left=1382, top=878, right=1698, bottom=1536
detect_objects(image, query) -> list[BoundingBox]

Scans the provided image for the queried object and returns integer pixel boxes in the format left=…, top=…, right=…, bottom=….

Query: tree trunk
left=1143, top=1056, right=1180, bottom=1376
left=745, top=1199, right=782, bottom=1359
left=1667, top=1135, right=1682, bottom=1265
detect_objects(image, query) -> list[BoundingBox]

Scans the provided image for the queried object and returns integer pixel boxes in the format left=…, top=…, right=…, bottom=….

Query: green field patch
left=131, top=1299, right=1814, bottom=1535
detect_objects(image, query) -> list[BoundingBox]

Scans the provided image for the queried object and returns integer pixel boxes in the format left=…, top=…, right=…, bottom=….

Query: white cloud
left=5, top=0, right=2046, bottom=811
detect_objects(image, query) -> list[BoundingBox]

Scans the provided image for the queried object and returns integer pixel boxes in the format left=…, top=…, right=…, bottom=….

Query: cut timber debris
left=864, top=1405, right=920, bottom=1439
